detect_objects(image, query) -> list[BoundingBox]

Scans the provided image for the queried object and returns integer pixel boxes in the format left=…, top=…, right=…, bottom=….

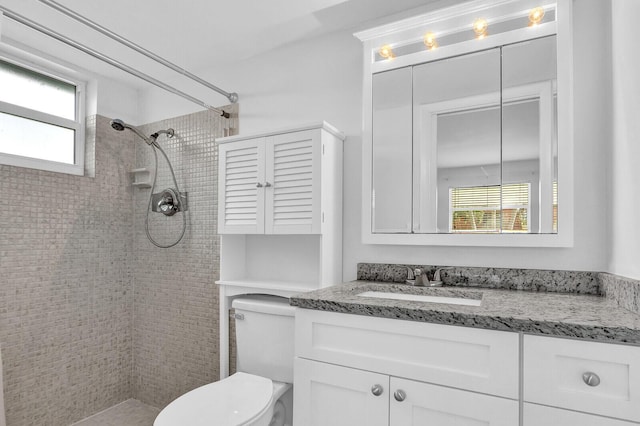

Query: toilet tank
left=232, top=295, right=295, bottom=383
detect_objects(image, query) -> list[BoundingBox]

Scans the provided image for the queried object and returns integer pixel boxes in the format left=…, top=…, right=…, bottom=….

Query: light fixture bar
left=0, top=5, right=231, bottom=118
left=38, top=0, right=238, bottom=104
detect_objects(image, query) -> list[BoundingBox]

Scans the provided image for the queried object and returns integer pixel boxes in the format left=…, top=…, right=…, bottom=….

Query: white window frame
left=0, top=50, right=86, bottom=176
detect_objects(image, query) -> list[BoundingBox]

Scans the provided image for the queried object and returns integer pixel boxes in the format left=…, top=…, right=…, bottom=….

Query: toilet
left=154, top=295, right=295, bottom=426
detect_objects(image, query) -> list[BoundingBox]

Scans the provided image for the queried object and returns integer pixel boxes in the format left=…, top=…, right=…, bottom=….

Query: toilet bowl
left=154, top=372, right=291, bottom=426
left=154, top=295, right=296, bottom=426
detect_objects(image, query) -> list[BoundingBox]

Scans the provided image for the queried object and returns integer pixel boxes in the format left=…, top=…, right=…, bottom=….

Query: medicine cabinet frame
left=355, top=0, right=573, bottom=247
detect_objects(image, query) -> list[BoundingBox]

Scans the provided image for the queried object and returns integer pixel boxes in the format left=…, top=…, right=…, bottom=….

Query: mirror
left=371, top=35, right=557, bottom=234
left=372, top=67, right=412, bottom=233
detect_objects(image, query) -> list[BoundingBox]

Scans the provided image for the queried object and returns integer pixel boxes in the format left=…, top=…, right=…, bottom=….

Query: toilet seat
left=154, top=372, right=274, bottom=426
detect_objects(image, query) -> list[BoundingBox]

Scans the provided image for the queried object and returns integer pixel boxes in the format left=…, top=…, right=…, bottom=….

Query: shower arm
left=0, top=5, right=232, bottom=118
left=37, top=0, right=238, bottom=104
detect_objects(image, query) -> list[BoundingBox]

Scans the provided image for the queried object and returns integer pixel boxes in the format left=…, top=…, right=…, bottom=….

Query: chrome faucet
left=406, top=267, right=444, bottom=287
left=406, top=267, right=428, bottom=286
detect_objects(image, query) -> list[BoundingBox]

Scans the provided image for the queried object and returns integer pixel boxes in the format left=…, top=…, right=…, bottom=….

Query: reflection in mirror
left=372, top=67, right=412, bottom=233
left=413, top=49, right=501, bottom=233
left=502, top=35, right=558, bottom=234
left=370, top=37, right=558, bottom=235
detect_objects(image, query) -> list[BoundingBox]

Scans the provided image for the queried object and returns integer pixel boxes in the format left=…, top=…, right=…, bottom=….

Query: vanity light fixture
left=473, top=18, right=488, bottom=39
left=423, top=32, right=438, bottom=50
left=528, top=7, right=545, bottom=26
left=378, top=44, right=395, bottom=59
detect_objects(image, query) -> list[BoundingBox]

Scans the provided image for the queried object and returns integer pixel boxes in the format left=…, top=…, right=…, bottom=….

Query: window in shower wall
left=0, top=53, right=86, bottom=175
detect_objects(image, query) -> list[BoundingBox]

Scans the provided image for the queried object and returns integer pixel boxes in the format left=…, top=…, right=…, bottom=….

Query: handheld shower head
left=109, top=118, right=154, bottom=145
left=110, top=119, right=126, bottom=131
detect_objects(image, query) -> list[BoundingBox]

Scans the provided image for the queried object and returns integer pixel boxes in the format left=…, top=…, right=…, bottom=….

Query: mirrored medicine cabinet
left=355, top=0, right=573, bottom=247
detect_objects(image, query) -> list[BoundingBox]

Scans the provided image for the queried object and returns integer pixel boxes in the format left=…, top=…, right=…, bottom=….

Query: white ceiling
left=0, top=0, right=467, bottom=92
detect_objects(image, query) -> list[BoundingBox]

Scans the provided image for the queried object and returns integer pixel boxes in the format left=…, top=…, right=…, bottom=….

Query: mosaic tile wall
left=131, top=106, right=237, bottom=408
left=0, top=115, right=134, bottom=425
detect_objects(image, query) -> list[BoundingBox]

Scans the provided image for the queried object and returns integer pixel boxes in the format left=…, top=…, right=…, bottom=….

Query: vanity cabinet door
left=264, top=129, right=321, bottom=234
left=218, top=138, right=266, bottom=234
left=294, top=358, right=389, bottom=426
left=523, top=403, right=638, bottom=426
left=390, top=377, right=519, bottom=426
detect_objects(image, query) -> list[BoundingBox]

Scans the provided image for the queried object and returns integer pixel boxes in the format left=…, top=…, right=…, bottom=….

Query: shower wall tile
left=132, top=106, right=237, bottom=408
left=0, top=115, right=134, bottom=426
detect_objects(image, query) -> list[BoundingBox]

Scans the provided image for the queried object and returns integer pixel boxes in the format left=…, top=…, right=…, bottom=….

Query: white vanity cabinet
left=293, top=309, right=520, bottom=425
left=218, top=123, right=342, bottom=235
left=293, top=308, right=640, bottom=425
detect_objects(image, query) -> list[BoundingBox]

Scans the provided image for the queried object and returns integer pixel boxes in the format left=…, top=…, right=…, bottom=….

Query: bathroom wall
left=0, top=116, right=134, bottom=425
left=139, top=0, right=612, bottom=279
left=131, top=107, right=237, bottom=407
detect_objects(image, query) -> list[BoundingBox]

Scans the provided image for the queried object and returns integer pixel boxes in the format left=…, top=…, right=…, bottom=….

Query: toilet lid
left=154, top=372, right=274, bottom=426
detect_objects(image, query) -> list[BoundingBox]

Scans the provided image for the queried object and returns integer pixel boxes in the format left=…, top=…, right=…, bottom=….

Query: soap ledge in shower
left=131, top=168, right=152, bottom=188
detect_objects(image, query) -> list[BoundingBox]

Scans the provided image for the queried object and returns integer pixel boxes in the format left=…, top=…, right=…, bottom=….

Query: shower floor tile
left=71, top=399, right=160, bottom=426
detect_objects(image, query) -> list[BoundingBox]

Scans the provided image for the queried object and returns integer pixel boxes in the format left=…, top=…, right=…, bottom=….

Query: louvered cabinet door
left=265, top=130, right=321, bottom=234
left=218, top=138, right=266, bottom=234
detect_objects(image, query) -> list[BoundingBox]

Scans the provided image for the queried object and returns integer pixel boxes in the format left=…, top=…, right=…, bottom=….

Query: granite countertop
left=290, top=281, right=640, bottom=345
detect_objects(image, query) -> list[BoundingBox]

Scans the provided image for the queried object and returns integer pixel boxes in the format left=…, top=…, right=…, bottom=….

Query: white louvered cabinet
left=219, top=125, right=336, bottom=235
left=216, top=122, right=343, bottom=288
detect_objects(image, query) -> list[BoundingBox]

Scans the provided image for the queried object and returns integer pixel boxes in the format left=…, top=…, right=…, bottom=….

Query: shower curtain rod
left=37, top=0, right=238, bottom=104
left=0, top=5, right=231, bottom=118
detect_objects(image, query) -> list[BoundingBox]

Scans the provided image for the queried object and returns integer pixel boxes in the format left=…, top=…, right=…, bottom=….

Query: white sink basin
left=357, top=291, right=482, bottom=306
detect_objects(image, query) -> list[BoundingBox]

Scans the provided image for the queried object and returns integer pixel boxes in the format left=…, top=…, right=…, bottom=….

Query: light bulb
left=529, top=7, right=545, bottom=26
left=423, top=32, right=438, bottom=50
left=378, top=44, right=394, bottom=59
left=473, top=18, right=488, bottom=39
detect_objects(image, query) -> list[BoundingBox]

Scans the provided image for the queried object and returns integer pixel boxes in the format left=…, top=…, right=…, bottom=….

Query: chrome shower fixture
left=110, top=118, right=174, bottom=145
left=109, top=117, right=186, bottom=248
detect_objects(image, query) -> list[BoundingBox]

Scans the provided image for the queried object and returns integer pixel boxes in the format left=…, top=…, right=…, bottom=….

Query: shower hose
left=145, top=141, right=186, bottom=248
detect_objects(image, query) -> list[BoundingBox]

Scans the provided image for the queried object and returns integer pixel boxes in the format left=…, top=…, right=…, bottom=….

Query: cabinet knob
left=582, top=372, right=601, bottom=387
left=393, top=389, right=406, bottom=402
left=256, top=182, right=263, bottom=188
left=265, top=181, right=272, bottom=187
left=371, top=384, right=384, bottom=396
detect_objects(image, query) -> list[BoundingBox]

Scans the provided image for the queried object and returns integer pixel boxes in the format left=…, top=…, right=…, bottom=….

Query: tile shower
left=0, top=108, right=236, bottom=425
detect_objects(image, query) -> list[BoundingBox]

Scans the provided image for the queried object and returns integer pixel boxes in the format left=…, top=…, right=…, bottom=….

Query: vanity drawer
left=523, top=335, right=640, bottom=422
left=295, top=308, right=519, bottom=399
left=523, top=403, right=639, bottom=426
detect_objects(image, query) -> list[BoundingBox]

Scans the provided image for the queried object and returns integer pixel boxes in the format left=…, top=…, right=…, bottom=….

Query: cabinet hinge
left=322, top=144, right=325, bottom=155
left=322, top=212, right=325, bottom=223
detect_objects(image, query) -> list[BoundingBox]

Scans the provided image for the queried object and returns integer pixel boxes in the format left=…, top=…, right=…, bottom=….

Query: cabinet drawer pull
left=371, top=384, right=383, bottom=396
left=265, top=181, right=272, bottom=187
left=582, top=372, right=601, bottom=387
left=256, top=182, right=263, bottom=188
left=393, top=389, right=406, bottom=402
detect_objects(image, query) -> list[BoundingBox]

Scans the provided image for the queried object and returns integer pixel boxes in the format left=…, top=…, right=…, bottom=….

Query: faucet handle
left=406, top=267, right=415, bottom=280
left=405, top=267, right=416, bottom=285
